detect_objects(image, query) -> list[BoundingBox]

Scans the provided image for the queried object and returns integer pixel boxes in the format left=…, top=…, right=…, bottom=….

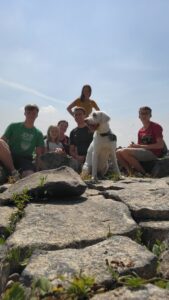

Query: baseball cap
left=73, top=106, right=86, bottom=114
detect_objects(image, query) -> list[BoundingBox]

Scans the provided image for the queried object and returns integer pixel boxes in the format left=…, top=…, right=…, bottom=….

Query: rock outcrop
left=38, top=152, right=81, bottom=172
left=0, top=166, right=86, bottom=205
left=1, top=168, right=169, bottom=298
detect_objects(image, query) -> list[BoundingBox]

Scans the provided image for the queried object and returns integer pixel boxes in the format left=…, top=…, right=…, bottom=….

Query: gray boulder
left=0, top=166, right=87, bottom=204
left=38, top=152, right=80, bottom=173
left=92, top=284, right=169, bottom=300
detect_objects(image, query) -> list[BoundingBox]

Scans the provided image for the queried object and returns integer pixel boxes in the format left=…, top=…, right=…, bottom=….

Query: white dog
left=82, top=111, right=121, bottom=180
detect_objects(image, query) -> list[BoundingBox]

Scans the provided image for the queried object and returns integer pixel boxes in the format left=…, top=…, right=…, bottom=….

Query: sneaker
left=11, top=170, right=20, bottom=181
left=133, top=171, right=144, bottom=178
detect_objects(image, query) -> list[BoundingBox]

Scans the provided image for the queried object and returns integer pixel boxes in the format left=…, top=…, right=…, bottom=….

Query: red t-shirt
left=138, top=121, right=163, bottom=157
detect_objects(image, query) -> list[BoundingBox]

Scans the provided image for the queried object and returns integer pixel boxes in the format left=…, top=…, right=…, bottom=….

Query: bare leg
left=116, top=148, right=145, bottom=175
left=0, top=139, right=15, bottom=173
left=116, top=149, right=132, bottom=174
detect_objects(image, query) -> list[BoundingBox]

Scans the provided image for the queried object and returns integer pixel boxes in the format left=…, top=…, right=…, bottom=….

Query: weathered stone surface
left=85, top=179, right=126, bottom=191
left=83, top=188, right=100, bottom=197
left=158, top=250, right=169, bottom=279
left=0, top=183, right=11, bottom=193
left=91, top=284, right=169, bottom=299
left=0, top=246, right=10, bottom=294
left=39, top=152, right=80, bottom=172
left=6, top=195, right=137, bottom=250
left=2, top=176, right=169, bottom=298
left=0, top=206, right=17, bottom=235
left=103, top=178, right=169, bottom=221
left=21, top=236, right=157, bottom=288
left=0, top=166, right=86, bottom=204
left=140, top=220, right=169, bottom=247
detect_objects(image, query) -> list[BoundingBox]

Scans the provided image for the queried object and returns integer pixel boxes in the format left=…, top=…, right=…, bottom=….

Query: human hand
left=128, top=142, right=140, bottom=148
left=76, top=155, right=85, bottom=163
left=55, top=148, right=64, bottom=154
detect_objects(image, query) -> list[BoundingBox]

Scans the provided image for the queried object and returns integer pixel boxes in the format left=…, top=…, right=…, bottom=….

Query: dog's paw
left=91, top=176, right=99, bottom=183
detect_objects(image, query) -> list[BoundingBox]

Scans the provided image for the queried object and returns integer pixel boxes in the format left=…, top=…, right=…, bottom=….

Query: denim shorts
left=132, top=148, right=157, bottom=162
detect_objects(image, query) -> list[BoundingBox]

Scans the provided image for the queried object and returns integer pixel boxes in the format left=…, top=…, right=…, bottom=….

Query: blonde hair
left=47, top=125, right=60, bottom=143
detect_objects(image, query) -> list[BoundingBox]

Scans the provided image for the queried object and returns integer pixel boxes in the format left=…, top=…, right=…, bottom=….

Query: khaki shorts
left=131, top=148, right=157, bottom=162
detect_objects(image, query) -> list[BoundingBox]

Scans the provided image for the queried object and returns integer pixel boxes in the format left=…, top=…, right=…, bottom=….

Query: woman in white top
left=45, top=125, right=64, bottom=154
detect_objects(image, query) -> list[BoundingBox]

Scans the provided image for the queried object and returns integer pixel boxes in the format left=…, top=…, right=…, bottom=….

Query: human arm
left=129, top=137, right=164, bottom=150
left=69, top=144, right=85, bottom=163
left=129, top=123, right=164, bottom=150
left=67, top=99, right=78, bottom=116
left=92, top=100, right=100, bottom=111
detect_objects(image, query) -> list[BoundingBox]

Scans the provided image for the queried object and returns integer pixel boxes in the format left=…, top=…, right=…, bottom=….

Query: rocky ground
left=1, top=166, right=169, bottom=299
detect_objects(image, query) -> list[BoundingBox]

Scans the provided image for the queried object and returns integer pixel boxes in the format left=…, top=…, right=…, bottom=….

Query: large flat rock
left=21, top=236, right=157, bottom=288
left=91, top=284, right=169, bottom=299
left=0, top=166, right=86, bottom=204
left=6, top=195, right=137, bottom=250
left=158, top=250, right=169, bottom=279
left=0, top=206, right=17, bottom=235
left=0, top=246, right=10, bottom=294
left=102, top=178, right=169, bottom=221
left=0, top=206, right=17, bottom=236
left=140, top=220, right=169, bottom=247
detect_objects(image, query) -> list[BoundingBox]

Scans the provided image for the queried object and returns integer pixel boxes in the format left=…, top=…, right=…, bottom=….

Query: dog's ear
left=101, top=112, right=110, bottom=122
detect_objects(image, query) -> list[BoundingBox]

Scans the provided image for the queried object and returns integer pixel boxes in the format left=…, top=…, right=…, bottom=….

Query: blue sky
left=0, top=0, right=169, bottom=147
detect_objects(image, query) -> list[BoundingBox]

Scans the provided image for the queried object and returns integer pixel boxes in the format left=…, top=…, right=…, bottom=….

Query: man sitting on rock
left=69, top=107, right=93, bottom=172
left=116, top=106, right=164, bottom=176
left=2, top=104, right=45, bottom=178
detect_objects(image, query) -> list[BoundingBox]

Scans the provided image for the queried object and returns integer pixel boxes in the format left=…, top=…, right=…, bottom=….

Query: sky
left=0, top=0, right=169, bottom=147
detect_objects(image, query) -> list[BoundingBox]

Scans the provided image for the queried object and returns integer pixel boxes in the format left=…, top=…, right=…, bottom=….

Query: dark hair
left=139, top=106, right=152, bottom=114
left=80, top=85, right=92, bottom=101
left=57, top=120, right=69, bottom=126
left=24, top=104, right=39, bottom=112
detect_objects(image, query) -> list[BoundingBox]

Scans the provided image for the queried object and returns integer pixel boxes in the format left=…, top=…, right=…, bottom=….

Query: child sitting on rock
left=45, top=125, right=65, bottom=154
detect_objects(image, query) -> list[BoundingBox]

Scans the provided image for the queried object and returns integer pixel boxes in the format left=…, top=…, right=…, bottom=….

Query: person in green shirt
left=2, top=104, right=45, bottom=178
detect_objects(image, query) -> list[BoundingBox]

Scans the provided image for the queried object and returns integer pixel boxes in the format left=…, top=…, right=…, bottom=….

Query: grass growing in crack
left=152, top=239, right=167, bottom=257
left=6, top=188, right=32, bottom=235
left=5, top=247, right=33, bottom=275
left=106, top=257, right=169, bottom=290
left=12, top=187, right=32, bottom=210
left=39, top=175, right=47, bottom=187
left=2, top=282, right=25, bottom=300
left=105, top=172, right=121, bottom=181
left=2, top=272, right=97, bottom=300
left=134, top=228, right=143, bottom=245
left=0, top=236, right=6, bottom=244
left=66, top=272, right=95, bottom=299
left=6, top=247, right=32, bottom=268
left=107, top=224, right=113, bottom=238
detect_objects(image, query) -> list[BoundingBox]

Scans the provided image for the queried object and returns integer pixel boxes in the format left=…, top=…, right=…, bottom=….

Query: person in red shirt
left=116, top=106, right=164, bottom=175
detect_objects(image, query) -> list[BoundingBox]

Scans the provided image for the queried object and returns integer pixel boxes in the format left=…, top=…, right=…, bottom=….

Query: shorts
left=131, top=148, right=157, bottom=162
left=12, top=154, right=36, bottom=173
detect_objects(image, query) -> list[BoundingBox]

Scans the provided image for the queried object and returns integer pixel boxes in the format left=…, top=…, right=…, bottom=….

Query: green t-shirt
left=4, top=122, right=44, bottom=157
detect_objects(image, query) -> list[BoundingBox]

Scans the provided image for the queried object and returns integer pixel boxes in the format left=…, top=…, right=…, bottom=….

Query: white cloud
left=40, top=105, right=57, bottom=114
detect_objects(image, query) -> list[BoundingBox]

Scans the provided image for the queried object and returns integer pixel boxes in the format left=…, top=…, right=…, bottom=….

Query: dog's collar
left=100, top=130, right=117, bottom=141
